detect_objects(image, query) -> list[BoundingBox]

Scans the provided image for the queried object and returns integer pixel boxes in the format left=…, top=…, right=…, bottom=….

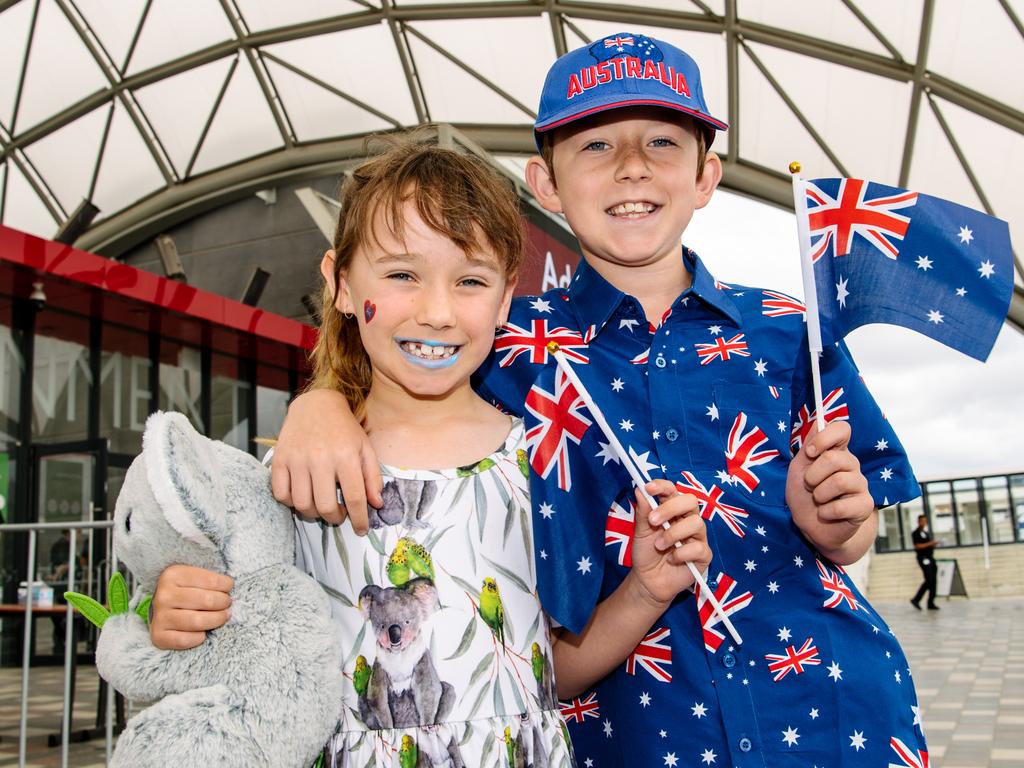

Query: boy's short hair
left=533, top=32, right=726, bottom=152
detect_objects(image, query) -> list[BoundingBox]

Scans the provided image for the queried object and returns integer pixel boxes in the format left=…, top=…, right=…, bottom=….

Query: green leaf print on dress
left=446, top=616, right=478, bottom=661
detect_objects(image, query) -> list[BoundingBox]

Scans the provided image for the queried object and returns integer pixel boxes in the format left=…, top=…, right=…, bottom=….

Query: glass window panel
left=159, top=341, right=203, bottom=433
left=106, top=465, right=127, bottom=518
left=1010, top=475, right=1024, bottom=543
left=36, top=452, right=93, bottom=584
left=0, top=298, right=23, bottom=444
left=0, top=451, right=15, bottom=608
left=953, top=478, right=982, bottom=546
left=32, top=309, right=91, bottom=443
left=100, top=324, right=151, bottom=456
left=210, top=354, right=250, bottom=452
left=925, top=481, right=955, bottom=547
left=0, top=451, right=15, bottom=524
left=899, top=496, right=924, bottom=552
left=255, top=383, right=289, bottom=462
left=982, top=476, right=1014, bottom=544
left=876, top=504, right=902, bottom=553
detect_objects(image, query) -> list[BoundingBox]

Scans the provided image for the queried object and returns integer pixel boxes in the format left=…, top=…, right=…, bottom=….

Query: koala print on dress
left=356, top=578, right=456, bottom=729
left=368, top=478, right=436, bottom=530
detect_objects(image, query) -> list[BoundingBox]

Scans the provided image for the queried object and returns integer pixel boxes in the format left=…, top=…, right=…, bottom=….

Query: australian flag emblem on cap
left=591, top=34, right=660, bottom=62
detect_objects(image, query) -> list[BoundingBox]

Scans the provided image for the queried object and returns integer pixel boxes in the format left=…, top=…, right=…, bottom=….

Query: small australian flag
left=804, top=177, right=1014, bottom=361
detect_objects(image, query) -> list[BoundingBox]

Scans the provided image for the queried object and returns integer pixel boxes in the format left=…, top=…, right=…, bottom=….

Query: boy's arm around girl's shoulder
left=271, top=388, right=384, bottom=528
left=471, top=292, right=568, bottom=417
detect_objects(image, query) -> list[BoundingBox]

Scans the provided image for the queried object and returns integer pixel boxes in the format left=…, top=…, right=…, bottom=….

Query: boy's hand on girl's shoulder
left=149, top=565, right=234, bottom=650
left=271, top=388, right=383, bottom=534
left=785, top=420, right=875, bottom=551
left=628, top=480, right=712, bottom=608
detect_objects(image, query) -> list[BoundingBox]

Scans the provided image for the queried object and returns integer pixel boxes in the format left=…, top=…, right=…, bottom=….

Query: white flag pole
left=547, top=342, right=743, bottom=646
left=790, top=162, right=826, bottom=432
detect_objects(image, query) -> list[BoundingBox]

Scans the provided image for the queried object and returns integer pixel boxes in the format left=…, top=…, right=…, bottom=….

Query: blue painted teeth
left=401, top=341, right=457, bottom=359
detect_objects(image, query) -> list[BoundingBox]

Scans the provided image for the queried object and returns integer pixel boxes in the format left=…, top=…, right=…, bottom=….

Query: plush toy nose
left=388, top=625, right=402, bottom=645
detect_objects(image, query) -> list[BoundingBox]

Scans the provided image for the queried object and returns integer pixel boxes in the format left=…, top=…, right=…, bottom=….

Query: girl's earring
left=342, top=311, right=355, bottom=320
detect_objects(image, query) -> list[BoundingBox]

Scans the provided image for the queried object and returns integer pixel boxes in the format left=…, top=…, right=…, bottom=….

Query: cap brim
left=535, top=98, right=728, bottom=149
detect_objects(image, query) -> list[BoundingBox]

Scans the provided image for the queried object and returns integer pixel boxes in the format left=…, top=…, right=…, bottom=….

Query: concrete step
left=867, top=543, right=1024, bottom=602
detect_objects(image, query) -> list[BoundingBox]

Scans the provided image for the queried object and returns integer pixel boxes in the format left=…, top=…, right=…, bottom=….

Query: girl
left=151, top=138, right=711, bottom=767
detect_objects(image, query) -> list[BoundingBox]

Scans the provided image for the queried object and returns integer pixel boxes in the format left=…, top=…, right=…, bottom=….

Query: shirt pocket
left=712, top=382, right=793, bottom=489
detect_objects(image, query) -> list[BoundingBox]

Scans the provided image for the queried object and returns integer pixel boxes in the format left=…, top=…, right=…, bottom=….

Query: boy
left=181, top=35, right=927, bottom=767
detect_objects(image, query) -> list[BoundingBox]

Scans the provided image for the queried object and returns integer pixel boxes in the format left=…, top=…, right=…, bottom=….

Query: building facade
left=876, top=472, right=1024, bottom=552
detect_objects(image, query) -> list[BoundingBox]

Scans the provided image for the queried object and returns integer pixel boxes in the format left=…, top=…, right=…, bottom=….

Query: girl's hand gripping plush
left=93, top=412, right=343, bottom=768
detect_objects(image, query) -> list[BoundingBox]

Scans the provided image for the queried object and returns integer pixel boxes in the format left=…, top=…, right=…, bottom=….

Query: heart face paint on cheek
left=363, top=300, right=376, bottom=323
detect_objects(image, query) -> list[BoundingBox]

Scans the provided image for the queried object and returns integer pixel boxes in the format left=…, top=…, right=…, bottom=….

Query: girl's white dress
left=294, top=419, right=575, bottom=767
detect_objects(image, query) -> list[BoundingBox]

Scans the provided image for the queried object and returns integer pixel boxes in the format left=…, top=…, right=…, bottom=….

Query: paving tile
left=875, top=597, right=1024, bottom=768
left=952, top=732, right=995, bottom=741
left=2, top=595, right=1022, bottom=765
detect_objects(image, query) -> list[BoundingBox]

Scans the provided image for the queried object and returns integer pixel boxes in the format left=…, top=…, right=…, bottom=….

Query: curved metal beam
left=67, top=118, right=1022, bottom=342
left=5, top=3, right=1023, bottom=167
left=76, top=124, right=795, bottom=257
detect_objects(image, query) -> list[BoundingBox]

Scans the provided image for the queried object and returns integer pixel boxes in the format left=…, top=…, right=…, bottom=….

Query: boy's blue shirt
left=473, top=248, right=927, bottom=767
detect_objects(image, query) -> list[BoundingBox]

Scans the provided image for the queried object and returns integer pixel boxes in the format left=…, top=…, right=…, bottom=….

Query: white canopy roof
left=1, top=1, right=1021, bottom=276
left=2, top=0, right=1024, bottom=478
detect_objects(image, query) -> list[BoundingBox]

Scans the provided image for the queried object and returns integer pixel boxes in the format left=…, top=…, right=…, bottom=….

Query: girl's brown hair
left=308, top=136, right=525, bottom=420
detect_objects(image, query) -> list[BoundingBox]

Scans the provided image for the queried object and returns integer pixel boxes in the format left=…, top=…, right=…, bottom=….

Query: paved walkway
left=1, top=597, right=1022, bottom=766
left=880, top=597, right=1024, bottom=767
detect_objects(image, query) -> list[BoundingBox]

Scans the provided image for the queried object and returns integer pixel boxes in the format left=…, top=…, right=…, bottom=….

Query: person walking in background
left=911, top=514, right=940, bottom=610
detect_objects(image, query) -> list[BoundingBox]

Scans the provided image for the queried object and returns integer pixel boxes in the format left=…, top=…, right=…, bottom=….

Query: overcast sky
left=685, top=187, right=1024, bottom=482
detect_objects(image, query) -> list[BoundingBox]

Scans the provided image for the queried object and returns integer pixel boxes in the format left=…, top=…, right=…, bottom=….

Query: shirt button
left=738, top=737, right=753, bottom=753
left=665, top=428, right=679, bottom=442
left=655, top=354, right=666, bottom=368
left=722, top=653, right=736, bottom=669
left=707, top=579, right=719, bottom=591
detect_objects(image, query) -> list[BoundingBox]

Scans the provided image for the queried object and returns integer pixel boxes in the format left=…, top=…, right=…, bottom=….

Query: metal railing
left=0, top=519, right=118, bottom=768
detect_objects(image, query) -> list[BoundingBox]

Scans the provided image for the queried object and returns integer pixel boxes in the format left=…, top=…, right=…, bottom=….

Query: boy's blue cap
left=534, top=33, right=728, bottom=148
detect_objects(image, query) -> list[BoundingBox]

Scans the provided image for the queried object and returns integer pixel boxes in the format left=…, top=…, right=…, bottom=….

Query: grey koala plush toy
left=95, top=411, right=343, bottom=768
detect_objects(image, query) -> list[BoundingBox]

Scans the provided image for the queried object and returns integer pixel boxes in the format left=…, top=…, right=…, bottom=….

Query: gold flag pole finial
left=546, top=341, right=561, bottom=353
left=788, top=161, right=802, bottom=175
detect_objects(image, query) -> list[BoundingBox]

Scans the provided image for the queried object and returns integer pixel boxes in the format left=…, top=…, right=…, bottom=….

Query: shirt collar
left=567, top=247, right=743, bottom=336
left=685, top=247, right=743, bottom=326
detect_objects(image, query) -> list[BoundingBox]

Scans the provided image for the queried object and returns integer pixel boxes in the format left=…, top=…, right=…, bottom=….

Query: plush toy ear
left=142, top=411, right=226, bottom=551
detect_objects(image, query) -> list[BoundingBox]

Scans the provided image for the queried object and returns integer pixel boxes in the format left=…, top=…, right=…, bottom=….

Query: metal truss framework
left=1, top=0, right=1022, bottom=329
